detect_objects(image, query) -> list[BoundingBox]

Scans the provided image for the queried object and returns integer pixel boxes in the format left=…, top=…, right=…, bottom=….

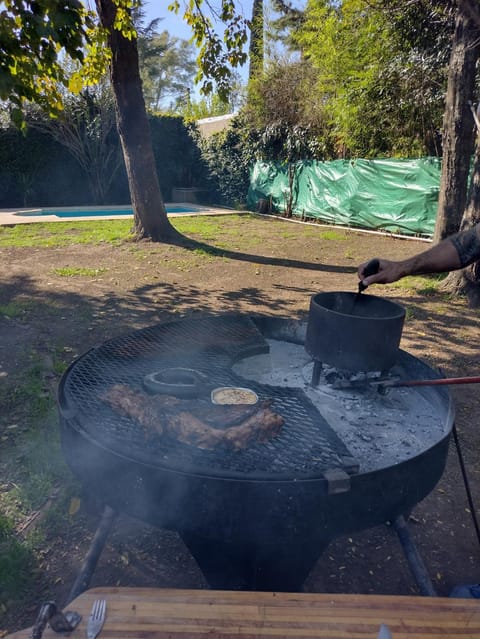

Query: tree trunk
left=95, top=0, right=181, bottom=242
left=249, top=0, right=264, bottom=81
left=433, top=4, right=478, bottom=243
left=284, top=163, right=296, bottom=218
left=441, top=135, right=480, bottom=306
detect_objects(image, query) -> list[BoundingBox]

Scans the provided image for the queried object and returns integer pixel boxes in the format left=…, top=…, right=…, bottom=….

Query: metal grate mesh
left=60, top=315, right=359, bottom=480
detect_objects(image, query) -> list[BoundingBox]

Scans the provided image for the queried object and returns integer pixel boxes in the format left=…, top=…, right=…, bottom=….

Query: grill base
left=180, top=531, right=329, bottom=591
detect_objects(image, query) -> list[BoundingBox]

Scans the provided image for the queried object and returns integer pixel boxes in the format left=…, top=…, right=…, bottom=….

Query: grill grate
left=60, top=315, right=359, bottom=480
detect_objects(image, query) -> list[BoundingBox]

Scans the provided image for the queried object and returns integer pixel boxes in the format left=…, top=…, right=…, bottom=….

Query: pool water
left=16, top=206, right=203, bottom=218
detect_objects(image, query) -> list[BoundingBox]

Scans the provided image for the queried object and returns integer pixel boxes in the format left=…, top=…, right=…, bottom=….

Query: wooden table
left=6, top=587, right=480, bottom=639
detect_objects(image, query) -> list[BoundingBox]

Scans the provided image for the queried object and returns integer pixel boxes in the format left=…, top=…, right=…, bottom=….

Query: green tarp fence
left=247, top=157, right=442, bottom=237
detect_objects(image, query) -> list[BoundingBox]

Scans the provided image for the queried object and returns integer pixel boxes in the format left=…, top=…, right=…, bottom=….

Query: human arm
left=358, top=224, right=480, bottom=287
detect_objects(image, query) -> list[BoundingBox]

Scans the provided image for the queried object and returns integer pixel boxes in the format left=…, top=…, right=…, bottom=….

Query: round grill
left=58, top=314, right=455, bottom=591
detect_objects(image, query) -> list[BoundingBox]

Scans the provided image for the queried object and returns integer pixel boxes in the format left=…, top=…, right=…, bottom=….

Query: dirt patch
left=1, top=215, right=480, bottom=634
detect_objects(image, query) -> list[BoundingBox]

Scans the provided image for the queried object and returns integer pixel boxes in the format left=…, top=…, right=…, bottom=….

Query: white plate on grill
left=211, top=387, right=258, bottom=405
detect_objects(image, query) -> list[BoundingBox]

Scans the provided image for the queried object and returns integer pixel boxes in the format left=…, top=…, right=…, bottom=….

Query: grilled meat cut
left=190, top=402, right=258, bottom=427
left=101, top=384, right=181, bottom=436
left=101, top=384, right=284, bottom=450
left=166, top=400, right=283, bottom=450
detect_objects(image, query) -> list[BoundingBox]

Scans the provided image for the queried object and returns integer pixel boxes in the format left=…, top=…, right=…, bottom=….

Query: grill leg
left=67, top=505, right=117, bottom=604
left=311, top=361, right=322, bottom=387
left=392, top=514, right=437, bottom=596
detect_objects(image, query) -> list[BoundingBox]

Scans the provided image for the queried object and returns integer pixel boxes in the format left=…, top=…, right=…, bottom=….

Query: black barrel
left=305, top=291, right=405, bottom=372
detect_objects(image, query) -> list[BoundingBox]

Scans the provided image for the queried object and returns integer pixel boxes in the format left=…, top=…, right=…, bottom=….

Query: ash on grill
left=233, top=339, right=449, bottom=472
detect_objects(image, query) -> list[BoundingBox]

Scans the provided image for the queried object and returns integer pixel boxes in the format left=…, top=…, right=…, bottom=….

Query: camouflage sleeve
left=450, top=226, right=480, bottom=268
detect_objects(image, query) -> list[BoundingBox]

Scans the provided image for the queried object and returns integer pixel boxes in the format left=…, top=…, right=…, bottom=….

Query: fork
left=87, top=599, right=106, bottom=639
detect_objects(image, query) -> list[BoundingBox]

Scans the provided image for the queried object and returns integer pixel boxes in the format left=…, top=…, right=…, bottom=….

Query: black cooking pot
left=305, top=291, right=405, bottom=372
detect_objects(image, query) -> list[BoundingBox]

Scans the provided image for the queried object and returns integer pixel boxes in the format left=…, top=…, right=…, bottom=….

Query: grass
left=391, top=274, right=446, bottom=296
left=175, top=215, right=245, bottom=239
left=0, top=346, right=71, bottom=514
left=318, top=230, right=348, bottom=241
left=0, top=215, right=249, bottom=249
left=0, top=220, right=134, bottom=247
left=1, top=210, right=479, bottom=630
left=0, top=213, right=263, bottom=612
left=0, top=301, right=34, bottom=319
left=1, top=361, right=54, bottom=420
left=8, top=418, right=68, bottom=509
left=0, top=411, right=74, bottom=607
left=276, top=227, right=348, bottom=243
left=0, top=354, right=73, bottom=607
left=0, top=515, right=37, bottom=602
left=53, top=267, right=108, bottom=277
left=0, top=212, right=450, bottom=620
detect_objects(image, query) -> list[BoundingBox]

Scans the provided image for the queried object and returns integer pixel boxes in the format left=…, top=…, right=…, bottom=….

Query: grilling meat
left=190, top=402, right=258, bottom=427
left=101, top=384, right=181, bottom=436
left=101, top=384, right=284, bottom=450
left=166, top=401, right=283, bottom=450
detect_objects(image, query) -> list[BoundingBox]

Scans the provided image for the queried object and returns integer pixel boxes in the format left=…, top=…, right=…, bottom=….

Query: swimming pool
left=14, top=205, right=206, bottom=218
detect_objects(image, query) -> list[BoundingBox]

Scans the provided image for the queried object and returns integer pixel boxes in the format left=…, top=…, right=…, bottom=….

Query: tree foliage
left=199, top=113, right=257, bottom=206
left=1, top=1, right=251, bottom=120
left=133, top=9, right=197, bottom=113
left=0, top=0, right=95, bottom=126
left=269, top=0, right=306, bottom=51
left=244, top=58, right=328, bottom=215
left=0, top=113, right=209, bottom=207
left=181, top=92, right=234, bottom=119
left=168, top=0, right=250, bottom=99
left=1, top=0, right=253, bottom=242
left=139, top=30, right=196, bottom=112
left=295, top=0, right=452, bottom=157
left=27, top=83, right=123, bottom=204
left=245, top=57, right=333, bottom=160
left=249, top=0, right=264, bottom=80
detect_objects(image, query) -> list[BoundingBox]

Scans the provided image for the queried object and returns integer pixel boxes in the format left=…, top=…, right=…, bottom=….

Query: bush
left=0, top=114, right=211, bottom=207
left=199, top=114, right=257, bottom=208
left=149, top=115, right=210, bottom=200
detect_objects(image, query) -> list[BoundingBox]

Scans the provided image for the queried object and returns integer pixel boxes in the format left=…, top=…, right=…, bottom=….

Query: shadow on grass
left=170, top=235, right=357, bottom=274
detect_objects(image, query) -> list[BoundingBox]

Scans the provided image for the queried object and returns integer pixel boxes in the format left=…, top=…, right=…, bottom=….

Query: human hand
left=358, top=258, right=379, bottom=291
left=357, top=258, right=404, bottom=287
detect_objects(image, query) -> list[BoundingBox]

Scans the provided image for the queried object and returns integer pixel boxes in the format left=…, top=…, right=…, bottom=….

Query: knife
left=350, top=257, right=380, bottom=314
left=377, top=623, right=393, bottom=639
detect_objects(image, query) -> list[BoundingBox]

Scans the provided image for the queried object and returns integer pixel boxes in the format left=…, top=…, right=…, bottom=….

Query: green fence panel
left=248, top=157, right=441, bottom=237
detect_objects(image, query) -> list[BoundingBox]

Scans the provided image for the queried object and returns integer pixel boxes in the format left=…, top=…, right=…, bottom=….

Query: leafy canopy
left=296, top=0, right=450, bottom=156
left=168, top=0, right=250, bottom=100
left=0, top=0, right=97, bottom=126
left=1, top=0, right=250, bottom=124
